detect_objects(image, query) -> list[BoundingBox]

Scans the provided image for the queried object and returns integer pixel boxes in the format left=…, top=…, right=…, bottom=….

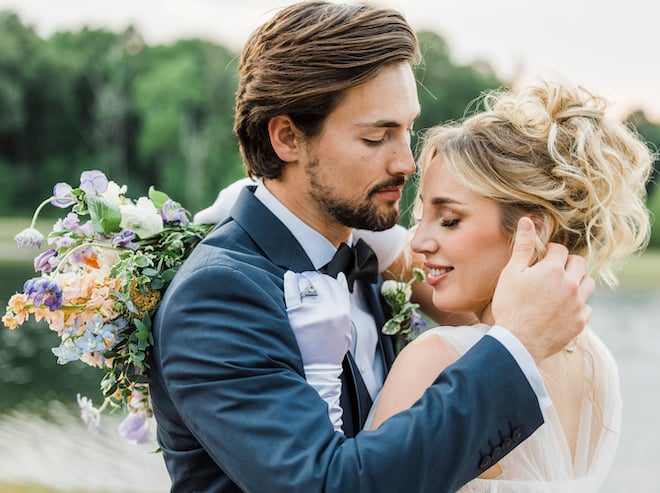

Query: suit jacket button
left=492, top=446, right=504, bottom=460
left=502, top=437, right=514, bottom=450
left=479, top=455, right=493, bottom=470
left=512, top=428, right=523, bottom=442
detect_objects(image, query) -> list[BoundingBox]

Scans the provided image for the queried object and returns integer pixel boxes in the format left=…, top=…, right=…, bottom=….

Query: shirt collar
left=254, top=183, right=353, bottom=270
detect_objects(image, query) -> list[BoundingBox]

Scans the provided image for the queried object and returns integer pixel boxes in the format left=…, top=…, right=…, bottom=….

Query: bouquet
left=2, top=170, right=214, bottom=443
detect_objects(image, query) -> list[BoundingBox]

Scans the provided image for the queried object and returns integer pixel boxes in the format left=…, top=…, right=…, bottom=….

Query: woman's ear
left=527, top=213, right=553, bottom=241
left=268, top=115, right=301, bottom=163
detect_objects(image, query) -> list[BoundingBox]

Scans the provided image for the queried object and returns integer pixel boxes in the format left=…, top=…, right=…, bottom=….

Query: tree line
left=0, top=11, right=658, bottom=245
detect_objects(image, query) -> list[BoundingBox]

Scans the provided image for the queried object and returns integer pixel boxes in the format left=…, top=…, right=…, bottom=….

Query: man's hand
left=492, top=217, right=596, bottom=364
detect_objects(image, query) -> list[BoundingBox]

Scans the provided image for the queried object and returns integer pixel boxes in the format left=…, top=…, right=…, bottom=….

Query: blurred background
left=0, top=1, right=658, bottom=492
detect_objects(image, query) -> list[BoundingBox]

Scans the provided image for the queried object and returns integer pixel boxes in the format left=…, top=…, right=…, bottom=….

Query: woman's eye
left=363, top=137, right=385, bottom=145
left=441, top=218, right=460, bottom=228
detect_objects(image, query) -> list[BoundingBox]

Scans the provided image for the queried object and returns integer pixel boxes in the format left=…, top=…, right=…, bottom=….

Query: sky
left=1, top=0, right=658, bottom=122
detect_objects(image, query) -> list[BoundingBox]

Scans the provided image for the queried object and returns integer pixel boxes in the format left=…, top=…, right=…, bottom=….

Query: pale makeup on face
left=411, top=155, right=513, bottom=323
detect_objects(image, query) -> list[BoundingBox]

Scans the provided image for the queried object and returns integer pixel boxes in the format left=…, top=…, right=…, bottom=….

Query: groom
left=149, top=2, right=594, bottom=492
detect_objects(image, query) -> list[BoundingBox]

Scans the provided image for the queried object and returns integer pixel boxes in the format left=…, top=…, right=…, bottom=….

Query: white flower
left=381, top=279, right=411, bottom=299
left=119, top=197, right=164, bottom=239
left=102, top=181, right=128, bottom=206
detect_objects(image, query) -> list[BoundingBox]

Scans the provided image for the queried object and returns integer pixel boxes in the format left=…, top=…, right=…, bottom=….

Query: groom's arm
left=153, top=259, right=542, bottom=493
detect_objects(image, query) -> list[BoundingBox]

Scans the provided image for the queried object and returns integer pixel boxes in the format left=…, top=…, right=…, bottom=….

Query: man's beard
left=305, top=159, right=403, bottom=231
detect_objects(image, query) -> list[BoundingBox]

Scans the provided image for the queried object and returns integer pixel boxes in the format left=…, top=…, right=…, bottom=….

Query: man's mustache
left=368, top=177, right=406, bottom=197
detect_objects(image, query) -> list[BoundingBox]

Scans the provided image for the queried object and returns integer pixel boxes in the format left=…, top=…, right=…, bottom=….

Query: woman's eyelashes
left=441, top=218, right=460, bottom=228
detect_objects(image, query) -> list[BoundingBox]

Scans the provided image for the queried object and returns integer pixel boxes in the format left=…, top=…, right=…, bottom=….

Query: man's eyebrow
left=355, top=120, right=403, bottom=129
left=355, top=112, right=420, bottom=129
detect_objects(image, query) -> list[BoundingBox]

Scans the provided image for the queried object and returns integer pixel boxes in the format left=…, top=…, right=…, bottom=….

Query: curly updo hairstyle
left=234, top=1, right=420, bottom=179
left=417, top=78, right=654, bottom=287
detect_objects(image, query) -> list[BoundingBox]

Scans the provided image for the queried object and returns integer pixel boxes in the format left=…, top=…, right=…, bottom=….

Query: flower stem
left=29, top=197, right=62, bottom=229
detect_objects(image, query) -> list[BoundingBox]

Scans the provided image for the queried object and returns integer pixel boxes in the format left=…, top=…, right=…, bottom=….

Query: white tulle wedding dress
left=417, top=324, right=621, bottom=493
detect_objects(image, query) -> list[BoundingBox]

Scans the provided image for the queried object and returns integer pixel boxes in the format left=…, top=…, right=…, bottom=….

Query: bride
left=362, top=78, right=652, bottom=492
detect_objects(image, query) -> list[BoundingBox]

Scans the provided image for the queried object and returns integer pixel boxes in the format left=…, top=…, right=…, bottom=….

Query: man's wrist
left=487, top=325, right=552, bottom=411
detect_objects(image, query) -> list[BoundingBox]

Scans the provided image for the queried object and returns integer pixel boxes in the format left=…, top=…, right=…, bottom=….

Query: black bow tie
left=321, top=239, right=379, bottom=292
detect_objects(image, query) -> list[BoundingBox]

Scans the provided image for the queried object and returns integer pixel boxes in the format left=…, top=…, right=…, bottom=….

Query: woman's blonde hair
left=416, top=78, right=654, bottom=287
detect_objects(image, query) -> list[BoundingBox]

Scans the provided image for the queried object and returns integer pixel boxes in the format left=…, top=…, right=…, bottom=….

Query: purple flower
left=79, top=170, right=108, bottom=196
left=61, top=212, right=81, bottom=231
left=112, top=229, right=138, bottom=250
left=34, top=249, right=59, bottom=274
left=15, top=227, right=45, bottom=249
left=118, top=412, right=154, bottom=444
left=52, top=182, right=75, bottom=208
left=23, top=277, right=63, bottom=311
left=160, top=199, right=189, bottom=225
left=70, top=245, right=96, bottom=265
left=78, top=220, right=95, bottom=236
left=48, top=234, right=75, bottom=250
left=77, top=394, right=101, bottom=434
left=409, top=309, right=427, bottom=338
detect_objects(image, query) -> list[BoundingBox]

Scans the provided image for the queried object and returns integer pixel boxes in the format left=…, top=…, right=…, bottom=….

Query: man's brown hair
left=234, top=1, right=420, bottom=178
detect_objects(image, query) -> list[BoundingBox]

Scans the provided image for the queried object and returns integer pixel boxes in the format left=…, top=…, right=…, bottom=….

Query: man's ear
left=268, top=115, right=301, bottom=163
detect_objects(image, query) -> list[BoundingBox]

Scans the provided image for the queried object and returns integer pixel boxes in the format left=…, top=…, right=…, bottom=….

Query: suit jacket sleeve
left=151, top=251, right=543, bottom=493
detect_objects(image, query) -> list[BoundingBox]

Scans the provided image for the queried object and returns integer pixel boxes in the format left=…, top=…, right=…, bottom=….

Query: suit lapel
left=230, top=186, right=314, bottom=272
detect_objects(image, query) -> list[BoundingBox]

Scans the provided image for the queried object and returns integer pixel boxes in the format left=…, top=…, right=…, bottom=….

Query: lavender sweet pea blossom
left=23, top=277, right=63, bottom=311
left=52, top=182, right=75, bottom=208
left=160, top=199, right=189, bottom=225
left=112, top=229, right=138, bottom=250
left=118, top=412, right=154, bottom=444
left=79, top=170, right=109, bottom=196
left=34, top=249, right=59, bottom=274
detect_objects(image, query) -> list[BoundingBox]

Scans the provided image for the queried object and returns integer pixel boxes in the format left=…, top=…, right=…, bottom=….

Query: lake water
left=0, top=260, right=658, bottom=492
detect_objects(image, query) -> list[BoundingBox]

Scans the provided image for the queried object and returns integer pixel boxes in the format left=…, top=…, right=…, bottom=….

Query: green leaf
left=141, top=267, right=159, bottom=277
left=160, top=268, right=178, bottom=282
left=150, top=278, right=164, bottom=290
left=86, top=195, right=122, bottom=234
left=133, top=256, right=151, bottom=267
left=382, top=319, right=400, bottom=335
left=148, top=186, right=171, bottom=209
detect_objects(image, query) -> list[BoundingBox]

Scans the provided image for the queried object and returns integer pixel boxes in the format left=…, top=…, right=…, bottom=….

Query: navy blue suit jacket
left=149, top=187, right=544, bottom=492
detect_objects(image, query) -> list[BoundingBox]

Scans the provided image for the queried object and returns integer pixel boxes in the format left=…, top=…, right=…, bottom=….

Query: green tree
left=133, top=39, right=242, bottom=212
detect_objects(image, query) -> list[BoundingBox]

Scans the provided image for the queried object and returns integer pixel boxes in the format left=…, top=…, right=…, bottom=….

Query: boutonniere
left=381, top=267, right=427, bottom=354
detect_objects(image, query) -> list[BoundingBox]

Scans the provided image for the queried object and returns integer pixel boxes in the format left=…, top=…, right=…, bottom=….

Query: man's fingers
left=563, top=253, right=587, bottom=279
left=540, top=242, right=570, bottom=268
left=506, top=217, right=538, bottom=271
left=578, top=275, right=596, bottom=304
